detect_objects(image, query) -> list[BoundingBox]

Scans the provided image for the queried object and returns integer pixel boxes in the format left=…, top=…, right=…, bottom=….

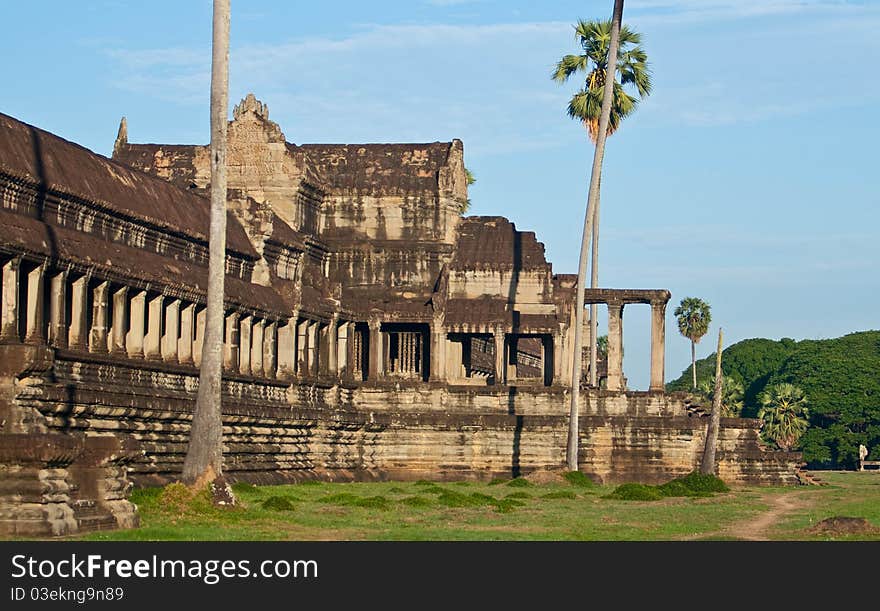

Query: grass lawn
left=70, top=471, right=880, bottom=541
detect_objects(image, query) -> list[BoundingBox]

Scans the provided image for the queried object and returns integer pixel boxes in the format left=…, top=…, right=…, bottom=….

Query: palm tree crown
left=552, top=19, right=652, bottom=141
left=757, top=383, right=810, bottom=451
left=698, top=375, right=744, bottom=417
left=675, top=297, right=711, bottom=344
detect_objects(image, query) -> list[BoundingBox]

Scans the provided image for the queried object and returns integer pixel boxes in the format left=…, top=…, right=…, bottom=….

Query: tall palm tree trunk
left=691, top=340, right=697, bottom=389
left=588, top=186, right=600, bottom=387
left=567, top=0, right=624, bottom=471
left=182, top=0, right=230, bottom=486
left=700, top=328, right=723, bottom=474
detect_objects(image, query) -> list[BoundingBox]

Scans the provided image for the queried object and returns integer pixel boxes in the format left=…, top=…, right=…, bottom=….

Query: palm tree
left=698, top=375, right=744, bottom=417
left=563, top=0, right=625, bottom=471
left=757, top=383, right=810, bottom=451
left=552, top=16, right=651, bottom=387
left=674, top=297, right=712, bottom=390
left=182, top=0, right=230, bottom=489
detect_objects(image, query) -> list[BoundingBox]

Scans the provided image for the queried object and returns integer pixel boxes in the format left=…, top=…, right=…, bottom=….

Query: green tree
left=674, top=297, right=712, bottom=390
left=183, top=0, right=230, bottom=489
left=698, top=375, right=745, bottom=417
left=757, top=383, right=810, bottom=451
left=552, top=14, right=651, bottom=388
left=462, top=167, right=476, bottom=214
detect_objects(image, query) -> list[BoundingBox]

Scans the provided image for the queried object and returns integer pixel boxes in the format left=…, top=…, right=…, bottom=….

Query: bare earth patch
left=524, top=470, right=567, bottom=485
left=808, top=517, right=878, bottom=537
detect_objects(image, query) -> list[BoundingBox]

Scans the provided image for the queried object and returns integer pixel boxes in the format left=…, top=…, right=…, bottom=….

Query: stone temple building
left=0, top=95, right=801, bottom=535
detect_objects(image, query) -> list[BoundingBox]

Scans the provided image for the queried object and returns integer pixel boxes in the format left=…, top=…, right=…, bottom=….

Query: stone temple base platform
left=1, top=352, right=801, bottom=536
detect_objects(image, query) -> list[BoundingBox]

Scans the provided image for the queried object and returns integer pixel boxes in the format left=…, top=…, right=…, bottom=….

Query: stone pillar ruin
left=276, top=316, right=296, bottom=379
left=193, top=306, right=206, bottom=367
left=650, top=300, right=667, bottom=392
left=238, top=314, right=252, bottom=375
left=368, top=320, right=383, bottom=381
left=144, top=294, right=163, bottom=360
left=553, top=329, right=565, bottom=386
left=263, top=320, right=277, bottom=378
left=327, top=317, right=338, bottom=376
left=178, top=303, right=195, bottom=366
left=337, top=320, right=349, bottom=378
left=224, top=311, right=240, bottom=373
left=606, top=301, right=625, bottom=391
left=162, top=299, right=180, bottom=364
left=68, top=274, right=89, bottom=350
left=110, top=286, right=128, bottom=355
left=89, top=281, right=109, bottom=353
left=296, top=318, right=308, bottom=375
left=306, top=321, right=318, bottom=376
left=0, top=256, right=21, bottom=341
left=251, top=318, right=265, bottom=377
left=429, top=322, right=445, bottom=382
left=494, top=329, right=505, bottom=385
left=24, top=263, right=46, bottom=345
left=49, top=270, right=68, bottom=349
left=126, top=290, right=146, bottom=359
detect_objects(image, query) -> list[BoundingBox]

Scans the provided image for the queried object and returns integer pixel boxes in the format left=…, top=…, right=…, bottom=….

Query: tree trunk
left=588, top=182, right=601, bottom=387
left=567, top=0, right=624, bottom=470
left=182, top=0, right=230, bottom=486
left=700, top=328, right=724, bottom=475
left=691, top=340, right=696, bottom=390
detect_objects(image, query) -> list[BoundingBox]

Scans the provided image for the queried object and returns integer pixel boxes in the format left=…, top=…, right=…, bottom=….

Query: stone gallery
left=0, top=95, right=800, bottom=535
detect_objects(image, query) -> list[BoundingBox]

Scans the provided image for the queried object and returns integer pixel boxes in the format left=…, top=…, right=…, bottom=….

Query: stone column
left=553, top=330, right=565, bottom=386
left=327, top=317, right=338, bottom=377
left=251, top=318, right=265, bottom=377
left=263, top=320, right=277, bottom=379
left=650, top=300, right=667, bottom=392
left=89, top=281, right=109, bottom=353
left=162, top=299, right=180, bottom=363
left=494, top=329, right=505, bottom=385
left=68, top=275, right=89, bottom=350
left=126, top=290, right=146, bottom=359
left=224, top=311, right=240, bottom=373
left=446, top=336, right=463, bottom=380
left=49, top=270, right=68, bottom=349
left=296, top=318, right=308, bottom=374
left=277, top=317, right=296, bottom=379
left=24, top=263, right=46, bottom=345
left=368, top=320, right=383, bottom=381
left=0, top=257, right=21, bottom=342
left=429, top=322, right=446, bottom=382
left=193, top=307, right=206, bottom=367
left=348, top=322, right=359, bottom=380
left=307, top=321, right=318, bottom=376
left=110, top=286, right=128, bottom=355
left=238, top=315, right=252, bottom=375
left=144, top=294, right=163, bottom=360
left=606, top=301, right=625, bottom=391
left=178, top=303, right=195, bottom=366
left=286, top=310, right=299, bottom=377
left=337, top=320, right=349, bottom=378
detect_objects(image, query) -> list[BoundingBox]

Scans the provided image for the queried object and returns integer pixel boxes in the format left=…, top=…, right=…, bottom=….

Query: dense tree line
left=667, top=331, right=880, bottom=469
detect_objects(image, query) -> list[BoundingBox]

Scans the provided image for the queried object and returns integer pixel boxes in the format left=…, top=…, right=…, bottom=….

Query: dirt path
left=683, top=490, right=813, bottom=541
left=723, top=492, right=808, bottom=540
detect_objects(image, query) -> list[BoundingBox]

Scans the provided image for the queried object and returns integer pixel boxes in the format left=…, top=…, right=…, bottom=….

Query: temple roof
left=297, top=142, right=454, bottom=194
left=0, top=113, right=256, bottom=258
left=451, top=216, right=550, bottom=272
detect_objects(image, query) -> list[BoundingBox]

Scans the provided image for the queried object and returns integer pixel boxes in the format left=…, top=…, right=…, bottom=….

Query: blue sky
left=3, top=0, right=878, bottom=388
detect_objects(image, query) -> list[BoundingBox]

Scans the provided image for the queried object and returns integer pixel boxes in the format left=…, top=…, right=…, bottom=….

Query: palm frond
left=552, top=54, right=589, bottom=83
